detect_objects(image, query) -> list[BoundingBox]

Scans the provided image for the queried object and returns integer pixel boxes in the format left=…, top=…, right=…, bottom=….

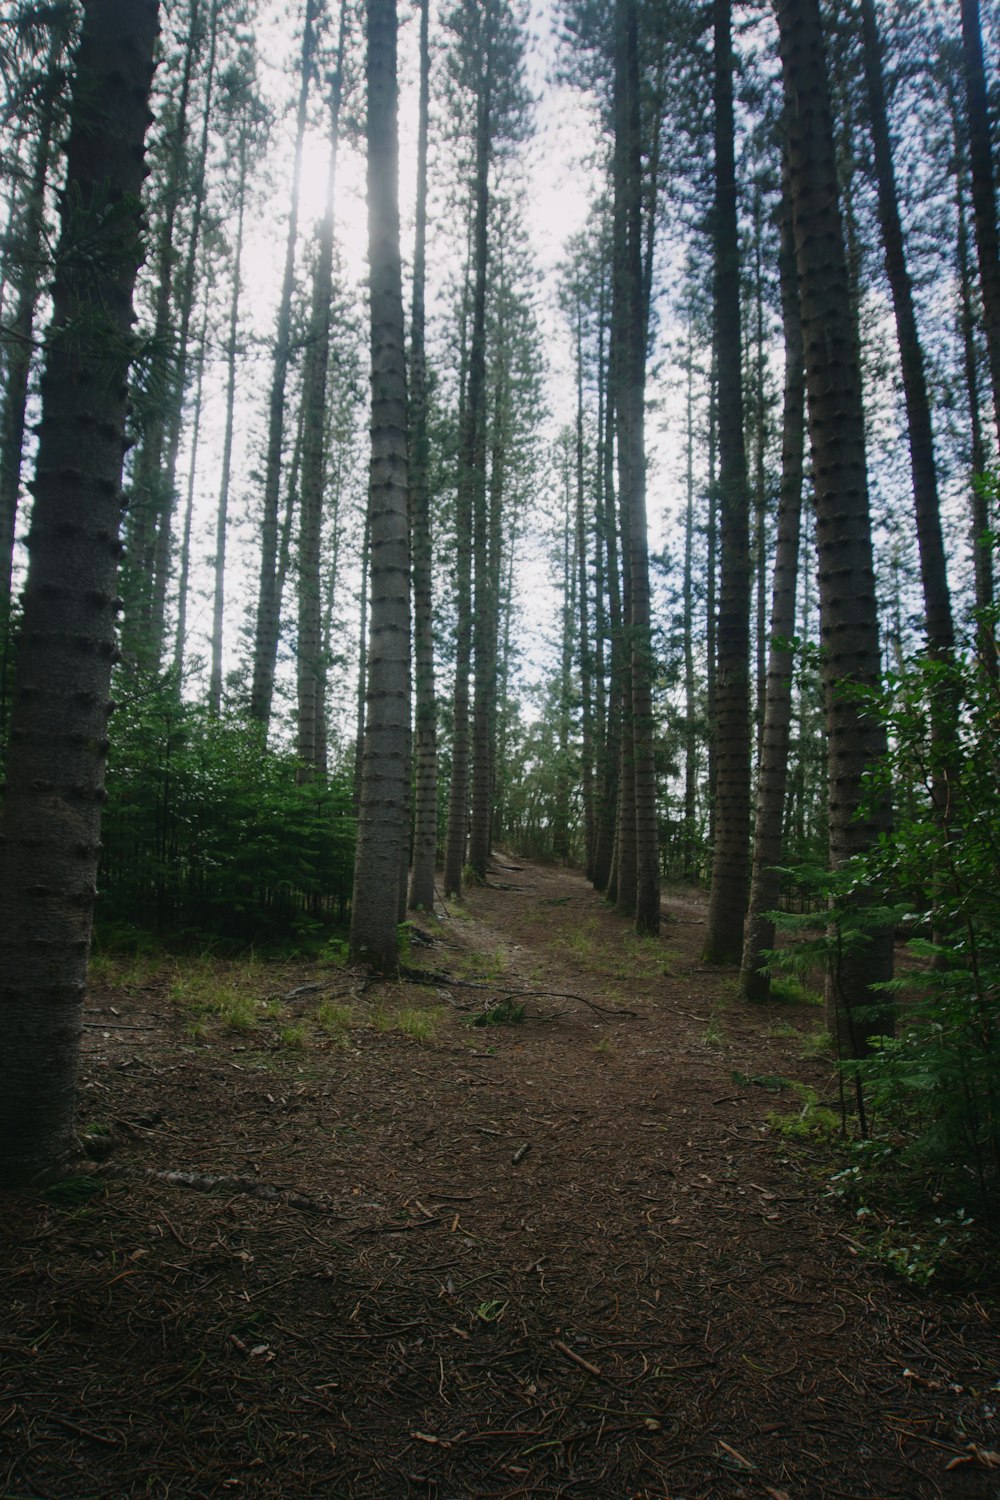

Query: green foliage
left=766, top=1082, right=841, bottom=1140
left=768, top=643, right=1000, bottom=1214
left=99, top=681, right=356, bottom=949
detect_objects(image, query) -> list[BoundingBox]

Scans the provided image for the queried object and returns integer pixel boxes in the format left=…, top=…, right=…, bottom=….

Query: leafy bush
left=98, top=681, right=356, bottom=948
left=770, top=640, right=1000, bottom=1215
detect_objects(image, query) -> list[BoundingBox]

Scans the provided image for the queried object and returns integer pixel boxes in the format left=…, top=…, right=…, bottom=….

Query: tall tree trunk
left=773, top=0, right=893, bottom=1057
left=740, top=173, right=804, bottom=1002
left=593, top=323, right=622, bottom=897
left=704, top=0, right=751, bottom=963
left=705, top=347, right=718, bottom=850
left=149, top=0, right=219, bottom=661
left=408, top=0, right=437, bottom=911
left=354, top=501, right=371, bottom=811
left=612, top=0, right=658, bottom=933
left=0, top=0, right=157, bottom=1188
left=297, top=5, right=346, bottom=780
left=859, top=0, right=953, bottom=659
left=953, top=94, right=996, bottom=674
left=0, top=23, right=66, bottom=623
left=208, top=131, right=249, bottom=714
left=350, top=0, right=410, bottom=973
left=172, top=282, right=209, bottom=679
left=444, top=5, right=493, bottom=899
left=681, top=309, right=699, bottom=882
left=961, top=0, right=1000, bottom=456
left=575, top=304, right=596, bottom=877
left=123, top=0, right=200, bottom=667
left=249, top=0, right=317, bottom=726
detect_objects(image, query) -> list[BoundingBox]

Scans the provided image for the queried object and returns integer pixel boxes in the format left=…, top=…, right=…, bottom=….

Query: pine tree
left=349, top=0, right=410, bottom=973
left=0, top=0, right=158, bottom=1187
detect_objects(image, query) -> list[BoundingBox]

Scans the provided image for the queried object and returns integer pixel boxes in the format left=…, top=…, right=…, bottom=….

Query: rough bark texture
left=349, top=0, right=410, bottom=975
left=740, top=179, right=804, bottom=1003
left=774, top=0, right=893, bottom=1055
left=961, top=0, right=1000, bottom=457
left=609, top=0, right=658, bottom=932
left=704, top=0, right=751, bottom=964
left=0, top=0, right=158, bottom=1188
left=408, top=0, right=437, bottom=912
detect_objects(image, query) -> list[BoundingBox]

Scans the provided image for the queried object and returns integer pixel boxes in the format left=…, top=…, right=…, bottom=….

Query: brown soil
left=2, top=857, right=998, bottom=1499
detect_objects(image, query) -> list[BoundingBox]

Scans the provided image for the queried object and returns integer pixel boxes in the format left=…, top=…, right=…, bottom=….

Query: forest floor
left=2, top=856, right=999, bottom=1500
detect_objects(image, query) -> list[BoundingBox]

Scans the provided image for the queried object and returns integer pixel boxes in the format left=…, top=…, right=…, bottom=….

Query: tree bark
left=408, top=0, right=437, bottom=911
left=249, top=0, right=317, bottom=726
left=704, top=0, right=751, bottom=964
left=740, top=173, right=804, bottom=1002
left=858, top=0, right=953, bottom=659
left=208, top=128, right=248, bottom=713
left=773, top=0, right=893, bottom=1056
left=444, top=3, right=493, bottom=899
left=961, top=0, right=1000, bottom=457
left=0, top=22, right=67, bottom=625
left=0, top=0, right=158, bottom=1188
left=296, top=5, right=346, bottom=780
left=349, top=0, right=410, bottom=975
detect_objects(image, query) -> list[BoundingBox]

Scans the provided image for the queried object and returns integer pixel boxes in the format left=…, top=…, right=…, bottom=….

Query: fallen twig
left=553, top=1340, right=602, bottom=1378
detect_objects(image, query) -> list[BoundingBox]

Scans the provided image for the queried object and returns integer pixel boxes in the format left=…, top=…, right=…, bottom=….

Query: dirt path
left=1, top=857, right=997, bottom=1499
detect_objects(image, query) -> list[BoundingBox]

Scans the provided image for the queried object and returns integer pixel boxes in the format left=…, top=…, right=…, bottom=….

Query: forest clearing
left=2, top=857, right=998, bottom=1500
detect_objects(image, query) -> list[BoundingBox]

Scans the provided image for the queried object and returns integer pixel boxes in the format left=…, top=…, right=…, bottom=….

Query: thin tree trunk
left=408, top=0, right=437, bottom=910
left=354, top=501, right=371, bottom=811
left=123, top=0, right=200, bottom=667
left=575, top=303, right=596, bottom=877
left=444, top=6, right=493, bottom=899
left=208, top=131, right=248, bottom=714
left=297, top=5, right=346, bottom=781
left=173, top=283, right=209, bottom=679
left=150, top=0, right=219, bottom=661
left=0, top=0, right=157, bottom=1188
left=249, top=0, right=317, bottom=726
left=859, top=0, right=953, bottom=658
left=740, top=172, right=804, bottom=1002
left=682, top=310, right=699, bottom=882
left=961, top=0, right=1000, bottom=456
left=954, top=101, right=996, bottom=674
left=704, top=0, right=751, bottom=963
left=0, top=25, right=66, bottom=621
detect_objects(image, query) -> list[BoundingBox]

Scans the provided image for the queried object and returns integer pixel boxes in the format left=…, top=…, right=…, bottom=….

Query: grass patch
left=373, top=1005, right=444, bottom=1043
left=277, top=1023, right=307, bottom=1050
left=316, top=1000, right=355, bottom=1038
left=769, top=974, right=823, bottom=1006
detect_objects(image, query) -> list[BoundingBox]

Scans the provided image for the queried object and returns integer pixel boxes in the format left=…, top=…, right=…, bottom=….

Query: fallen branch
left=397, top=965, right=640, bottom=1018
left=67, top=1161, right=336, bottom=1213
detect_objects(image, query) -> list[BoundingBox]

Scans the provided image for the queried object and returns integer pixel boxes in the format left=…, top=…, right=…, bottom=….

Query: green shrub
left=98, top=680, right=356, bottom=949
